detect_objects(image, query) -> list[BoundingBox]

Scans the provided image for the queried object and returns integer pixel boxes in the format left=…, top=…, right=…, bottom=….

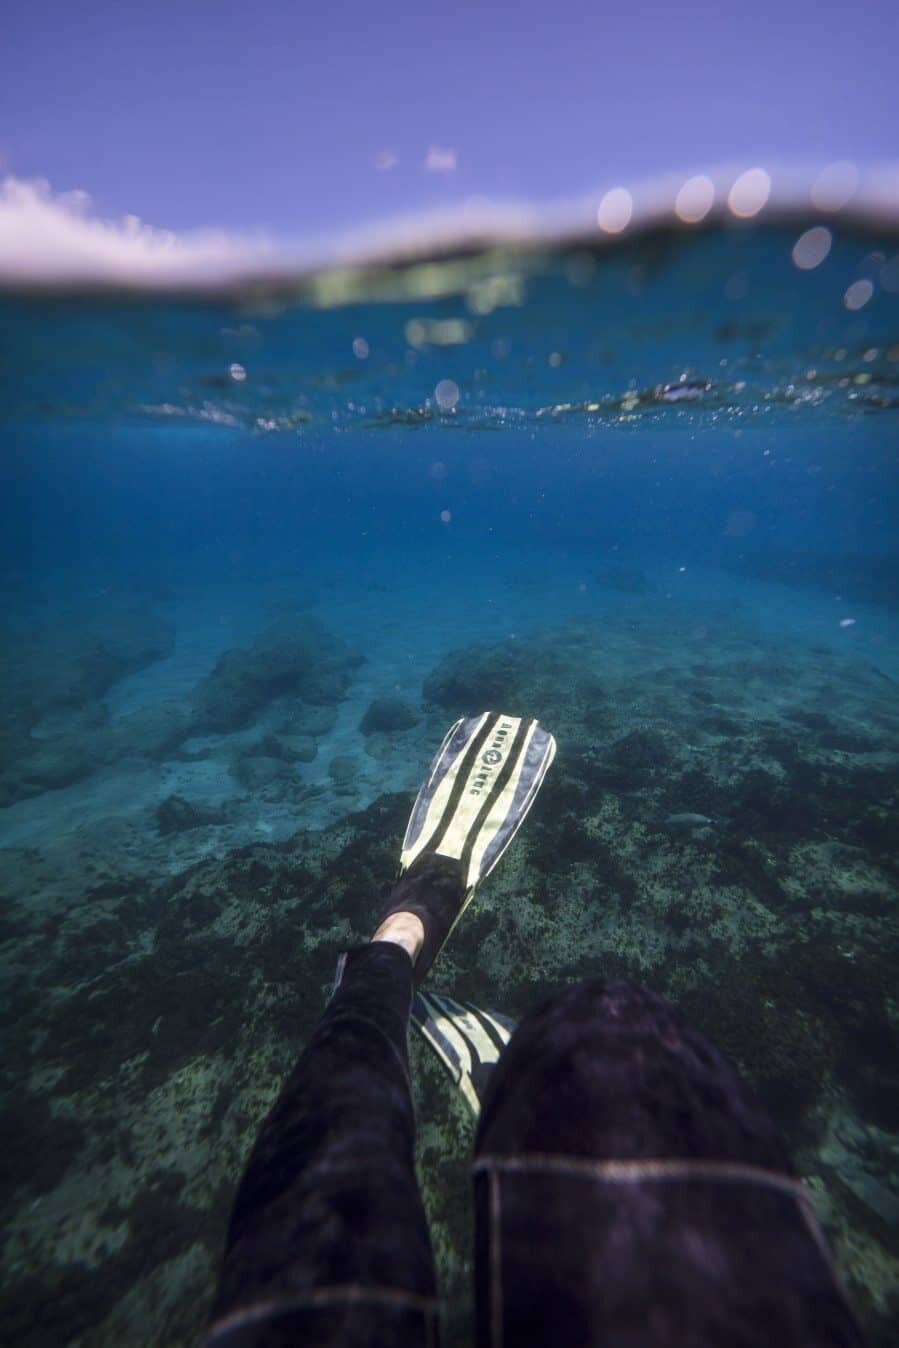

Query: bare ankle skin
left=370, top=911, right=425, bottom=963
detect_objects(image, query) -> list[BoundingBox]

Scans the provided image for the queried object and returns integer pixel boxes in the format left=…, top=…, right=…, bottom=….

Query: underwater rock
left=18, top=739, right=94, bottom=792
left=682, top=953, right=843, bottom=1142
left=256, top=732, right=317, bottom=763
left=27, top=702, right=111, bottom=742
left=599, top=729, right=675, bottom=791
left=0, top=1093, right=85, bottom=1197
left=359, top=697, right=420, bottom=736
left=109, top=702, right=191, bottom=760
left=1, top=700, right=192, bottom=806
left=329, top=755, right=357, bottom=785
left=232, top=754, right=294, bottom=794
left=3, top=612, right=175, bottom=734
left=155, top=795, right=227, bottom=835
left=189, top=616, right=363, bottom=733
left=283, top=703, right=338, bottom=737
left=423, top=642, right=524, bottom=712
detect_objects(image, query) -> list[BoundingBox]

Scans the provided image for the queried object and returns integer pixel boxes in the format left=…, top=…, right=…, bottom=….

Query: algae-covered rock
left=359, top=697, right=420, bottom=736
left=255, top=732, right=317, bottom=764
left=190, top=617, right=362, bottom=733
left=1, top=608, right=175, bottom=735
left=281, top=735, right=317, bottom=763
left=681, top=950, right=844, bottom=1143
left=111, top=702, right=191, bottom=761
left=329, top=755, right=358, bottom=785
left=0, top=608, right=177, bottom=804
left=283, top=703, right=338, bottom=737
left=18, top=739, right=94, bottom=792
left=232, top=754, right=294, bottom=795
left=422, top=642, right=528, bottom=712
left=155, top=796, right=228, bottom=836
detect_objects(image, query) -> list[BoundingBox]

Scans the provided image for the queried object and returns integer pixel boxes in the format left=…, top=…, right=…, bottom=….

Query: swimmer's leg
left=472, top=979, right=862, bottom=1348
left=206, top=941, right=439, bottom=1348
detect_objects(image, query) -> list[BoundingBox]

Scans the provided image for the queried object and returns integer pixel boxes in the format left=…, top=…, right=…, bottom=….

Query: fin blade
left=401, top=712, right=556, bottom=893
left=412, top=990, right=517, bottom=1118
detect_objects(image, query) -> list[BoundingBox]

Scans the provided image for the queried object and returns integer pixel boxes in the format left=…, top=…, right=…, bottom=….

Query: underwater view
left=2, top=216, right=899, bottom=1344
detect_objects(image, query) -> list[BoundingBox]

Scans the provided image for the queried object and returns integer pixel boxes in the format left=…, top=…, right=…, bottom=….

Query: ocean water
left=1, top=220, right=898, bottom=1344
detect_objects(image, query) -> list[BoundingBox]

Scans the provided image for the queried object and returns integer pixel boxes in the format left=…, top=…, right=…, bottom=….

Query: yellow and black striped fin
left=412, top=990, right=517, bottom=1117
left=400, top=712, right=556, bottom=896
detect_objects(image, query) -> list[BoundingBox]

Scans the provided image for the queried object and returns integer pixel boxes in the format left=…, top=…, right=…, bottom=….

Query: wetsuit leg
left=206, top=941, right=440, bottom=1348
left=472, top=978, right=862, bottom=1348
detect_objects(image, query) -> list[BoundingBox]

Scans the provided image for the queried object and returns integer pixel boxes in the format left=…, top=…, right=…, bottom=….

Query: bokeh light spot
left=844, top=279, right=874, bottom=311
left=435, top=379, right=460, bottom=411
left=728, top=168, right=771, bottom=219
left=792, top=226, right=832, bottom=270
left=597, top=188, right=632, bottom=234
left=675, top=175, right=715, bottom=223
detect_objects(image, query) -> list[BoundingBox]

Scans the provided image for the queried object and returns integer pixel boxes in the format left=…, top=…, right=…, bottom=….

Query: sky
left=2, top=0, right=897, bottom=239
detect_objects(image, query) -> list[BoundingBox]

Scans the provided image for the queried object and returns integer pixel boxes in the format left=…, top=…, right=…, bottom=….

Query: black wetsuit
left=207, top=942, right=862, bottom=1347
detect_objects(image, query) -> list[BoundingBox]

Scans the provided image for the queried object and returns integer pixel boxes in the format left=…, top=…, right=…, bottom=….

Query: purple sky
left=3, top=0, right=897, bottom=235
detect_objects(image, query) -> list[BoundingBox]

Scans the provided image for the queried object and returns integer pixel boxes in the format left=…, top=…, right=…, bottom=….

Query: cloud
left=374, top=150, right=399, bottom=172
left=424, top=146, right=458, bottom=174
left=0, top=177, right=275, bottom=287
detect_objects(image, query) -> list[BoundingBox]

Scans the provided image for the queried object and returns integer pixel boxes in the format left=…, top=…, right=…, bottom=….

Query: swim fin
left=381, top=712, right=555, bottom=985
left=400, top=711, right=556, bottom=896
left=412, top=989, right=517, bottom=1117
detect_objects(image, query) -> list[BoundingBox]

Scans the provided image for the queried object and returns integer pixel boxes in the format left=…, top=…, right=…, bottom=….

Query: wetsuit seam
left=473, top=1154, right=808, bottom=1200
left=206, top=1284, right=440, bottom=1341
left=490, top=1169, right=503, bottom=1348
left=474, top=1152, right=860, bottom=1325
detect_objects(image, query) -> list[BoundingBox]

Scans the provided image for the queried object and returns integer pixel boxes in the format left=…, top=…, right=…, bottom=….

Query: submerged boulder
left=251, top=733, right=317, bottom=764
left=156, top=795, right=228, bottom=835
left=359, top=697, right=420, bottom=736
left=422, top=642, right=524, bottom=713
left=232, top=754, right=294, bottom=793
left=189, top=617, right=363, bottom=733
left=329, top=755, right=358, bottom=786
left=283, top=703, right=338, bottom=737
left=1, top=608, right=175, bottom=735
left=18, top=740, right=93, bottom=793
left=110, top=702, right=191, bottom=761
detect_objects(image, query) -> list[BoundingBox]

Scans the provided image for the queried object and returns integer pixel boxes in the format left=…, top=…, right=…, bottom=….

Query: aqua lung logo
left=469, top=720, right=515, bottom=796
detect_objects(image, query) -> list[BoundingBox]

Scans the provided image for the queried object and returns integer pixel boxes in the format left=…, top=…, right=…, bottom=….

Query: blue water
left=1, top=222, right=898, bottom=1344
